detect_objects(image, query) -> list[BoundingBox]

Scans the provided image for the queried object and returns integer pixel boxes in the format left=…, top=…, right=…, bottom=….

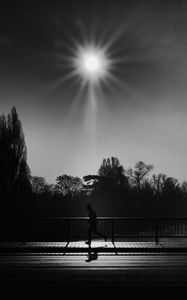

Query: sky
left=0, top=0, right=187, bottom=184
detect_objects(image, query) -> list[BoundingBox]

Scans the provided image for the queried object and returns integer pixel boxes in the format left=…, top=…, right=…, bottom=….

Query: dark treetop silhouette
left=0, top=106, right=31, bottom=216
left=1, top=107, right=187, bottom=219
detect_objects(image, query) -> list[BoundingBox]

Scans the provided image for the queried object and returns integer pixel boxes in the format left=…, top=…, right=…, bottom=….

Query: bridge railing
left=1, top=217, right=187, bottom=244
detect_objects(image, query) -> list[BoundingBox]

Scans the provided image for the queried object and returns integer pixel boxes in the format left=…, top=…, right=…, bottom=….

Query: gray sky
left=0, top=0, right=187, bottom=183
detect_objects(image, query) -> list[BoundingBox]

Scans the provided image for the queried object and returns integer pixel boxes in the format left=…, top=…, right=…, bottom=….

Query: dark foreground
left=2, top=253, right=187, bottom=285
left=1, top=253, right=187, bottom=298
left=1, top=240, right=187, bottom=298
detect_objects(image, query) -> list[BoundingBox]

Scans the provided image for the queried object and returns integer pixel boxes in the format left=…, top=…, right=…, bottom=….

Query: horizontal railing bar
left=1, top=216, right=187, bottom=244
left=2, top=217, right=187, bottom=221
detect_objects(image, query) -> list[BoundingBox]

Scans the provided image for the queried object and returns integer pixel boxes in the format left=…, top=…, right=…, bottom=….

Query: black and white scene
left=1, top=0, right=187, bottom=297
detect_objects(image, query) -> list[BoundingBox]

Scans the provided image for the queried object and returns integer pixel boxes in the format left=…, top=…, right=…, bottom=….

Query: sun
left=82, top=51, right=101, bottom=74
left=54, top=22, right=131, bottom=94
left=72, top=44, right=111, bottom=85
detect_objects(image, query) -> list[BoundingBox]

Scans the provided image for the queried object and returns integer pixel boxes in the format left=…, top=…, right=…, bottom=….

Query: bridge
left=1, top=217, right=187, bottom=297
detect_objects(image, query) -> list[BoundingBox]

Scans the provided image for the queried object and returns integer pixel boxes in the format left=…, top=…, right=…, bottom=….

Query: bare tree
left=152, top=173, right=167, bottom=195
left=126, top=161, right=154, bottom=191
left=152, top=173, right=179, bottom=196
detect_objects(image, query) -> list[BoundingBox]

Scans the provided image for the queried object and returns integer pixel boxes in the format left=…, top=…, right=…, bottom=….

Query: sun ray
left=61, top=82, right=86, bottom=126
left=106, top=72, right=140, bottom=103
left=51, top=22, right=139, bottom=151
left=43, top=71, right=80, bottom=92
left=97, top=21, right=130, bottom=53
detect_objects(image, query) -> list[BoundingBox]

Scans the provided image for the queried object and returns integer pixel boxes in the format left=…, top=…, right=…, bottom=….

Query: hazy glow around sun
left=72, top=45, right=111, bottom=85
left=55, top=23, right=132, bottom=94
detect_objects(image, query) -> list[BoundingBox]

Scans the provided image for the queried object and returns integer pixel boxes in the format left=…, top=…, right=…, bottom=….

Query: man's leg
left=85, top=226, right=92, bottom=245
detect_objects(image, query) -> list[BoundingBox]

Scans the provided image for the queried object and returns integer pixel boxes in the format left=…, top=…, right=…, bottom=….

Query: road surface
left=1, top=252, right=187, bottom=288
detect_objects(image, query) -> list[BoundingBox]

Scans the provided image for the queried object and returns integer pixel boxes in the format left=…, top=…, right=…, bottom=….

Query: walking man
left=85, top=204, right=107, bottom=246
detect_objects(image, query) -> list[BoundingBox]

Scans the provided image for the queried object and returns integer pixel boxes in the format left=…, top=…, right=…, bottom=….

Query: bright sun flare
left=82, top=52, right=101, bottom=73
left=73, top=45, right=111, bottom=85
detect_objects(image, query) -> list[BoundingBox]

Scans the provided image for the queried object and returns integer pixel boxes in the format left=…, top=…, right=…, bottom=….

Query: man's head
left=87, top=204, right=92, bottom=212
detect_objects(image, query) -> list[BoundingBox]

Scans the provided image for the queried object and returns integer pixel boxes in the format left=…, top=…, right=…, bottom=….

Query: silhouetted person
left=85, top=204, right=107, bottom=246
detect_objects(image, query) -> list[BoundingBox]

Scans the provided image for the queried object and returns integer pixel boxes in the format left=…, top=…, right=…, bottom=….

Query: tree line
left=1, top=107, right=187, bottom=217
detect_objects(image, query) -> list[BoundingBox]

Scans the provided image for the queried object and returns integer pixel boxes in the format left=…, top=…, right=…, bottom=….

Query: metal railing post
left=155, top=219, right=158, bottom=245
left=111, top=219, right=114, bottom=244
left=23, top=218, right=27, bottom=245
left=67, top=219, right=70, bottom=243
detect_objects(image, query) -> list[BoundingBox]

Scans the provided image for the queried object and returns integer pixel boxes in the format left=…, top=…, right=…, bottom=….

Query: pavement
left=1, top=238, right=187, bottom=296
left=1, top=238, right=187, bottom=253
left=1, top=252, right=187, bottom=296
